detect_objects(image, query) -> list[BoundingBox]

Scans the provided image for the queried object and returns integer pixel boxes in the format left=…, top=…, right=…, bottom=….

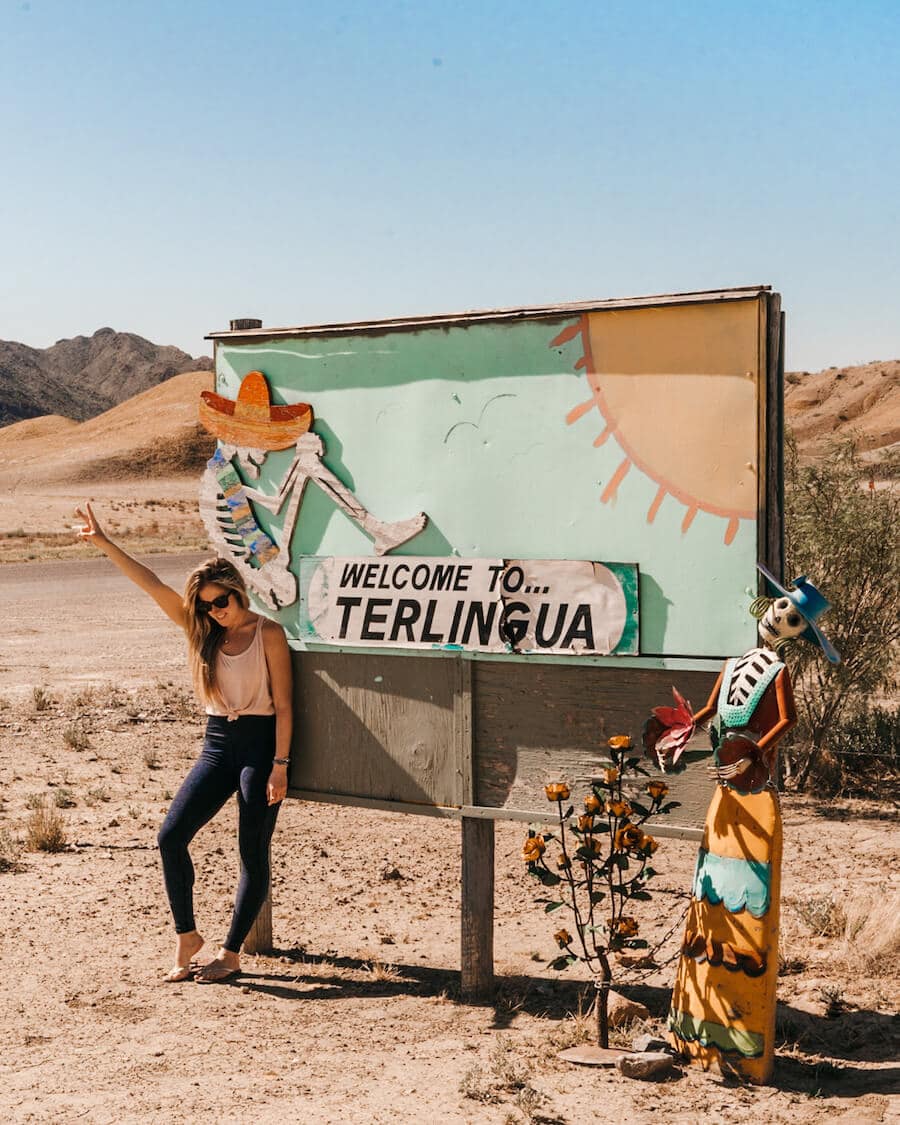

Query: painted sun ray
left=554, top=314, right=757, bottom=545
left=593, top=426, right=612, bottom=448
left=600, top=457, right=630, bottom=504
left=566, top=398, right=595, bottom=425
left=647, top=485, right=667, bottom=523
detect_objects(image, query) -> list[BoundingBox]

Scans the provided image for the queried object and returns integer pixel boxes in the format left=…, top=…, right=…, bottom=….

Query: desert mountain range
left=0, top=328, right=212, bottom=426
left=0, top=336, right=896, bottom=484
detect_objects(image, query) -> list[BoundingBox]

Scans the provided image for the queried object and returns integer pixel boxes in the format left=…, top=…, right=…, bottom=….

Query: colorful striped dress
left=668, top=653, right=795, bottom=1084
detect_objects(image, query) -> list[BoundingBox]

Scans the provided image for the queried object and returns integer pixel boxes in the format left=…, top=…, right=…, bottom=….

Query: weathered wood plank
left=290, top=651, right=463, bottom=807
left=461, top=816, right=494, bottom=999
left=472, top=663, right=717, bottom=831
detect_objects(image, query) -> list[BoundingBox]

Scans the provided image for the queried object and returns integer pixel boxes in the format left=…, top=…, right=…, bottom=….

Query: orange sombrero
left=199, top=370, right=313, bottom=450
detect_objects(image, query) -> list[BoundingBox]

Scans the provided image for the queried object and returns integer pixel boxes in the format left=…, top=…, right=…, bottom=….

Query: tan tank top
left=205, top=616, right=275, bottom=720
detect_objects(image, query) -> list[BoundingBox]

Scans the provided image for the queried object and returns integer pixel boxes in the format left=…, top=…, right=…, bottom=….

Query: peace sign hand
left=74, top=502, right=109, bottom=546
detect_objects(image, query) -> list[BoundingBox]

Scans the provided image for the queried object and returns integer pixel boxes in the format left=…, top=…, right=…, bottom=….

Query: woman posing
left=75, top=503, right=293, bottom=983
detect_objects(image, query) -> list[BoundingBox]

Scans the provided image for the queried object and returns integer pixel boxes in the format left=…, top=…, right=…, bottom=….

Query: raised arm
left=75, top=502, right=187, bottom=629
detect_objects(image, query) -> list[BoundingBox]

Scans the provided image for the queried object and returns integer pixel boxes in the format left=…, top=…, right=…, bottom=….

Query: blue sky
left=2, top=0, right=898, bottom=370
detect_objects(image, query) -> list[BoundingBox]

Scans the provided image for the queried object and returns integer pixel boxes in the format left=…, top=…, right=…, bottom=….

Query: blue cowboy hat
left=757, top=564, right=840, bottom=664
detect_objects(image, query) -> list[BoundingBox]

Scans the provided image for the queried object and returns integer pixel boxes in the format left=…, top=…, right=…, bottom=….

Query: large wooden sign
left=204, top=287, right=784, bottom=838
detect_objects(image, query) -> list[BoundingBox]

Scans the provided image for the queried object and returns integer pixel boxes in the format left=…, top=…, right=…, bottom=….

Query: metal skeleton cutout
left=643, top=566, right=840, bottom=1084
left=197, top=371, right=428, bottom=609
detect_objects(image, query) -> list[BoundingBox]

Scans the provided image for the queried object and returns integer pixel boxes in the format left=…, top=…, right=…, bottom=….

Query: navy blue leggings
left=157, top=714, right=280, bottom=953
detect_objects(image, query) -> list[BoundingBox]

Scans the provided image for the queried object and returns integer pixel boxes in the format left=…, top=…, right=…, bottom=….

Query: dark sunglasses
left=196, top=592, right=232, bottom=613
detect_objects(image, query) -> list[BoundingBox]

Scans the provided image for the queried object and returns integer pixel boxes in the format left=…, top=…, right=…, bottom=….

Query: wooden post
left=461, top=815, right=494, bottom=1000
left=243, top=842, right=273, bottom=954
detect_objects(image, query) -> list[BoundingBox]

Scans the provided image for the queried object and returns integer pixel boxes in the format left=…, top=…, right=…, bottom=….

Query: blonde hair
left=183, top=557, right=250, bottom=708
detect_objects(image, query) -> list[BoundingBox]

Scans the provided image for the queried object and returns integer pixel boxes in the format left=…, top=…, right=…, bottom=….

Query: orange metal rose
left=640, top=834, right=660, bottom=854
left=605, top=799, right=632, bottom=819
left=603, top=767, right=620, bottom=785
left=578, top=814, right=595, bottom=832
left=614, top=823, right=644, bottom=851
left=522, top=834, right=546, bottom=863
left=545, top=783, right=571, bottom=803
left=581, top=836, right=604, bottom=857
left=554, top=928, right=572, bottom=948
left=647, top=780, right=669, bottom=802
left=584, top=793, right=602, bottom=813
left=607, top=735, right=633, bottom=751
left=557, top=854, right=572, bottom=870
left=616, top=916, right=639, bottom=937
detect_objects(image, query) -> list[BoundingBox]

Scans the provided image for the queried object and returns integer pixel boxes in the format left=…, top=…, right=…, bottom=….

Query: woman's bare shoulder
left=260, top=617, right=289, bottom=644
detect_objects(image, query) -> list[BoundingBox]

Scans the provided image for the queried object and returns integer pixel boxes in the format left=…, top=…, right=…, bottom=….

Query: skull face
left=758, top=596, right=807, bottom=648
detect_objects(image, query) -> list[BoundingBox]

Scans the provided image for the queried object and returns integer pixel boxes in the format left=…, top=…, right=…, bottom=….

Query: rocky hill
left=0, top=328, right=213, bottom=426
left=0, top=369, right=214, bottom=483
left=785, top=358, right=899, bottom=474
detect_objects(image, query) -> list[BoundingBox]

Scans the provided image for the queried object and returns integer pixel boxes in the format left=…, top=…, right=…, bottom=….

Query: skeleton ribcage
left=726, top=648, right=780, bottom=709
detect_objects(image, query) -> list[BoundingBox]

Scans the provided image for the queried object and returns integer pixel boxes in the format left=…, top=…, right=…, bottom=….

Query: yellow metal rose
left=647, top=780, right=669, bottom=801
left=522, top=834, right=546, bottom=863
left=557, top=854, right=572, bottom=870
left=545, top=782, right=571, bottom=802
left=607, top=735, right=633, bottom=751
left=616, top=917, right=639, bottom=937
left=603, top=767, right=620, bottom=785
left=578, top=814, right=595, bottom=832
left=584, top=793, right=602, bottom=813
left=605, top=799, right=632, bottom=819
left=554, top=928, right=572, bottom=948
left=614, top=823, right=644, bottom=851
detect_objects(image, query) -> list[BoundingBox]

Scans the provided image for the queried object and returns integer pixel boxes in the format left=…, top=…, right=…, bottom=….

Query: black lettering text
left=562, top=604, right=594, bottom=650
left=360, top=598, right=391, bottom=640
left=535, top=603, right=568, bottom=648
left=389, top=599, right=421, bottom=641
left=335, top=596, right=362, bottom=638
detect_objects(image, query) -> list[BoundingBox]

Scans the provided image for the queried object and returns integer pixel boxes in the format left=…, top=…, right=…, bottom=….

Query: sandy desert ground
left=0, top=364, right=897, bottom=1122
left=0, top=549, right=898, bottom=1125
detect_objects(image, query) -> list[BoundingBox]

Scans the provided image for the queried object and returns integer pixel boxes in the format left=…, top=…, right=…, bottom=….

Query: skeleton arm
left=756, top=668, right=797, bottom=753
left=692, top=670, right=724, bottom=728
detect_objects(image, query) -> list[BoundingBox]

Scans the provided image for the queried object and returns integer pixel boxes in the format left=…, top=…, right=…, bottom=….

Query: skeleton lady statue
left=644, top=566, right=839, bottom=1083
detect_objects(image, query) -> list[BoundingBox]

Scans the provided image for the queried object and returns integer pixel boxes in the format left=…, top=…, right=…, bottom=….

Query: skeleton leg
left=296, top=451, right=427, bottom=554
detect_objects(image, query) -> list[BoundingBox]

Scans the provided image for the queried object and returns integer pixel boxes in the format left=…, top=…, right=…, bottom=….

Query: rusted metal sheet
left=207, top=286, right=773, bottom=342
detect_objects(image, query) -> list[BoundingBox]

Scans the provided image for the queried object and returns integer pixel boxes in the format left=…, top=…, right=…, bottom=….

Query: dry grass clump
left=841, top=891, right=900, bottom=976
left=459, top=1038, right=543, bottom=1119
left=31, top=685, right=53, bottom=713
left=784, top=888, right=900, bottom=980
left=791, top=893, right=847, bottom=938
left=62, top=720, right=91, bottom=751
left=25, top=798, right=67, bottom=853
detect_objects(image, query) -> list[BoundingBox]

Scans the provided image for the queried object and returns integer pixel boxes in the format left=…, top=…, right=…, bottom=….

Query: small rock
left=616, top=1051, right=674, bottom=1080
left=381, top=865, right=404, bottom=881
left=607, top=990, right=651, bottom=1028
left=631, top=1033, right=669, bottom=1053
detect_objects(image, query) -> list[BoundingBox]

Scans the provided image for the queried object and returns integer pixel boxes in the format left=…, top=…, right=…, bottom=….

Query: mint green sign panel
left=209, top=291, right=774, bottom=665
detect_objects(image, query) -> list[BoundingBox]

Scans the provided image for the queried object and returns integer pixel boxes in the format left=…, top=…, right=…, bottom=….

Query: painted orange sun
left=552, top=303, right=762, bottom=546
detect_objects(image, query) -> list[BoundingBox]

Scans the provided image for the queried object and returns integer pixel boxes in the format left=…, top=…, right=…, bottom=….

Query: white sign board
left=303, top=557, right=639, bottom=656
